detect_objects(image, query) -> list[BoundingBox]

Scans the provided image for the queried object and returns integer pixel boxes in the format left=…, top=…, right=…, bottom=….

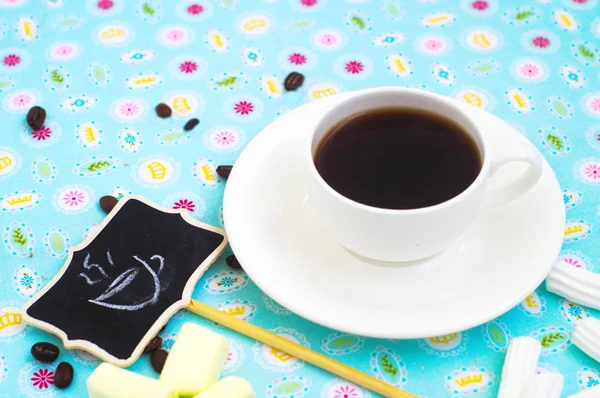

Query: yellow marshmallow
left=87, top=363, right=177, bottom=398
left=160, top=322, right=229, bottom=397
left=193, top=376, right=255, bottom=398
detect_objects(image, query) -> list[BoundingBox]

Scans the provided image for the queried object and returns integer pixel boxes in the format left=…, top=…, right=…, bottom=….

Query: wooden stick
left=188, top=300, right=416, bottom=398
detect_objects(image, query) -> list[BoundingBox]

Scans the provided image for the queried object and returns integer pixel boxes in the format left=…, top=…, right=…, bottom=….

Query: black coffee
left=314, top=107, right=482, bottom=210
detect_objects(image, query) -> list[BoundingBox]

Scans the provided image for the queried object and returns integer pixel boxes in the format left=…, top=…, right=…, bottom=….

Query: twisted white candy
left=498, top=337, right=542, bottom=398
left=573, top=317, right=600, bottom=363
left=568, top=385, right=600, bottom=397
left=522, top=373, right=564, bottom=398
left=546, top=261, right=600, bottom=310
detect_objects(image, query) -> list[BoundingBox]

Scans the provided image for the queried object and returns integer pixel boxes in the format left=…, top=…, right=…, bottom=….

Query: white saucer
left=223, top=90, right=565, bottom=339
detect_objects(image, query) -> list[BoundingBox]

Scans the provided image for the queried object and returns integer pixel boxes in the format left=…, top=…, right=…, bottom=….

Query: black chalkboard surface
left=22, top=195, right=227, bottom=366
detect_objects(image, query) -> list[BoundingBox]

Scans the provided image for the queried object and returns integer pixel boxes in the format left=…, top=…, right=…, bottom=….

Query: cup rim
left=306, top=87, right=490, bottom=215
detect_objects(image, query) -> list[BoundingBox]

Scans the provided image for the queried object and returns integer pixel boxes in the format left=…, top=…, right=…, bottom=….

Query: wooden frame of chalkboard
left=21, top=195, right=228, bottom=367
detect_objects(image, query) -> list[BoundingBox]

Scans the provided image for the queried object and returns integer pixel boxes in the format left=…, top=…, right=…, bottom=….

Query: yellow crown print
left=172, top=97, right=191, bottom=113
left=312, top=87, right=337, bottom=99
left=267, top=80, right=279, bottom=95
left=512, top=93, right=527, bottom=109
left=243, top=19, right=266, bottom=31
left=428, top=15, right=449, bottom=24
left=7, top=194, right=33, bottom=206
left=559, top=13, right=573, bottom=27
left=101, top=27, right=125, bottom=40
left=472, top=34, right=491, bottom=48
left=134, top=76, right=157, bottom=85
left=463, top=93, right=482, bottom=108
left=565, top=225, right=583, bottom=235
left=456, top=374, right=483, bottom=387
left=201, top=164, right=216, bottom=181
left=0, top=311, right=22, bottom=331
left=211, top=33, right=224, bottom=48
left=394, top=58, right=407, bottom=72
left=221, top=306, right=245, bottom=316
left=271, top=347, right=293, bottom=362
left=0, top=156, right=13, bottom=171
left=429, top=333, right=457, bottom=345
left=84, top=127, right=96, bottom=144
left=23, top=20, right=33, bottom=37
left=147, top=162, right=167, bottom=180
left=525, top=294, right=539, bottom=308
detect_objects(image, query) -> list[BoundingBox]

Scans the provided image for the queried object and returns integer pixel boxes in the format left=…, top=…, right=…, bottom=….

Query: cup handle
left=483, top=140, right=544, bottom=208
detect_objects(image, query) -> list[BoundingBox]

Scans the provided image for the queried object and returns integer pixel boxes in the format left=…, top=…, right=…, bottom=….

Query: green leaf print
left=216, top=76, right=237, bottom=87
left=379, top=354, right=398, bottom=376
left=164, top=132, right=184, bottom=141
left=38, top=163, right=51, bottom=177
left=541, top=333, right=564, bottom=347
left=547, top=134, right=564, bottom=151
left=474, top=64, right=493, bottom=73
left=12, top=228, right=27, bottom=248
left=290, top=21, right=310, bottom=30
left=87, top=161, right=111, bottom=172
left=387, top=4, right=401, bottom=17
left=553, top=101, right=568, bottom=116
left=93, top=66, right=105, bottom=80
left=515, top=11, right=534, bottom=20
left=51, top=235, right=65, bottom=252
left=50, top=70, right=64, bottom=83
left=142, top=2, right=155, bottom=16
left=0, top=80, right=9, bottom=89
left=351, top=16, right=366, bottom=30
left=579, top=45, right=596, bottom=60
left=58, top=18, right=79, bottom=27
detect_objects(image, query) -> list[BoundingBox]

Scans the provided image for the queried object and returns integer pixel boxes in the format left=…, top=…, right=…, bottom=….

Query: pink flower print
left=519, top=63, right=541, bottom=78
left=532, top=36, right=550, bottom=49
left=31, top=368, right=54, bottom=389
left=424, top=38, right=443, bottom=52
left=584, top=164, right=600, bottom=180
left=166, top=29, right=185, bottom=42
left=173, top=199, right=195, bottom=212
left=179, top=61, right=198, bottom=74
left=563, top=257, right=583, bottom=268
left=301, top=0, right=318, bottom=6
left=234, top=101, right=254, bottom=115
left=187, top=3, right=204, bottom=15
left=63, top=190, right=85, bottom=207
left=119, top=102, right=140, bottom=116
left=288, top=52, right=307, bottom=65
left=589, top=98, right=600, bottom=113
left=573, top=0, right=587, bottom=3
left=319, top=33, right=338, bottom=46
left=214, top=130, right=236, bottom=146
left=471, top=0, right=489, bottom=10
left=55, top=45, right=74, bottom=57
left=31, top=126, right=52, bottom=141
left=333, top=385, right=360, bottom=398
left=226, top=351, right=233, bottom=363
left=97, top=0, right=114, bottom=10
left=11, top=93, right=33, bottom=108
left=344, top=61, right=364, bottom=74
left=2, top=54, right=21, bottom=67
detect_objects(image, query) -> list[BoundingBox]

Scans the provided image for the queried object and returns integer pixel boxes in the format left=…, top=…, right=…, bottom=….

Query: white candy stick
left=568, top=385, right=600, bottom=398
left=522, top=373, right=564, bottom=398
left=573, top=317, right=600, bottom=363
left=546, top=262, right=600, bottom=310
left=498, top=337, right=542, bottom=398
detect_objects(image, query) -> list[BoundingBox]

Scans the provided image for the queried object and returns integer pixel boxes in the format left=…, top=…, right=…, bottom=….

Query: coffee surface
left=314, top=107, right=482, bottom=209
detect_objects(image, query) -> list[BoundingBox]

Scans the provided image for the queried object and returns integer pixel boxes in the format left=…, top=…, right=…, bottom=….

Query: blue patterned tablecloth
left=1, top=0, right=600, bottom=397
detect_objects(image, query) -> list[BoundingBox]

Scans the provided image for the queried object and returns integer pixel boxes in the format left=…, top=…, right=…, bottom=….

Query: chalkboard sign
left=22, top=195, right=227, bottom=366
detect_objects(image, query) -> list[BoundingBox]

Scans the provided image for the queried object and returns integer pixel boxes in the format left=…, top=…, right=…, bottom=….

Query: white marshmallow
left=522, top=373, right=564, bottom=398
left=160, top=322, right=229, bottom=397
left=546, top=262, right=600, bottom=310
left=193, top=376, right=255, bottom=398
left=568, top=385, right=600, bottom=398
left=573, top=317, right=600, bottom=363
left=498, top=337, right=542, bottom=398
left=87, top=363, right=177, bottom=398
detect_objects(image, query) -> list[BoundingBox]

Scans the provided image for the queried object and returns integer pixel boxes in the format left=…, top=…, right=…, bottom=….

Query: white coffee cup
left=306, top=87, right=543, bottom=262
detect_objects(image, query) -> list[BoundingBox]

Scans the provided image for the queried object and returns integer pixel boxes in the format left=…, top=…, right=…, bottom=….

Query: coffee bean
left=31, top=342, right=60, bottom=363
left=54, top=362, right=74, bottom=389
left=226, top=255, right=242, bottom=269
left=155, top=103, right=172, bottom=118
left=151, top=349, right=168, bottom=373
left=99, top=195, right=118, bottom=214
left=284, top=72, right=305, bottom=92
left=144, top=336, right=163, bottom=353
left=183, top=118, right=199, bottom=131
left=26, top=106, right=47, bottom=131
left=216, top=165, right=233, bottom=179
